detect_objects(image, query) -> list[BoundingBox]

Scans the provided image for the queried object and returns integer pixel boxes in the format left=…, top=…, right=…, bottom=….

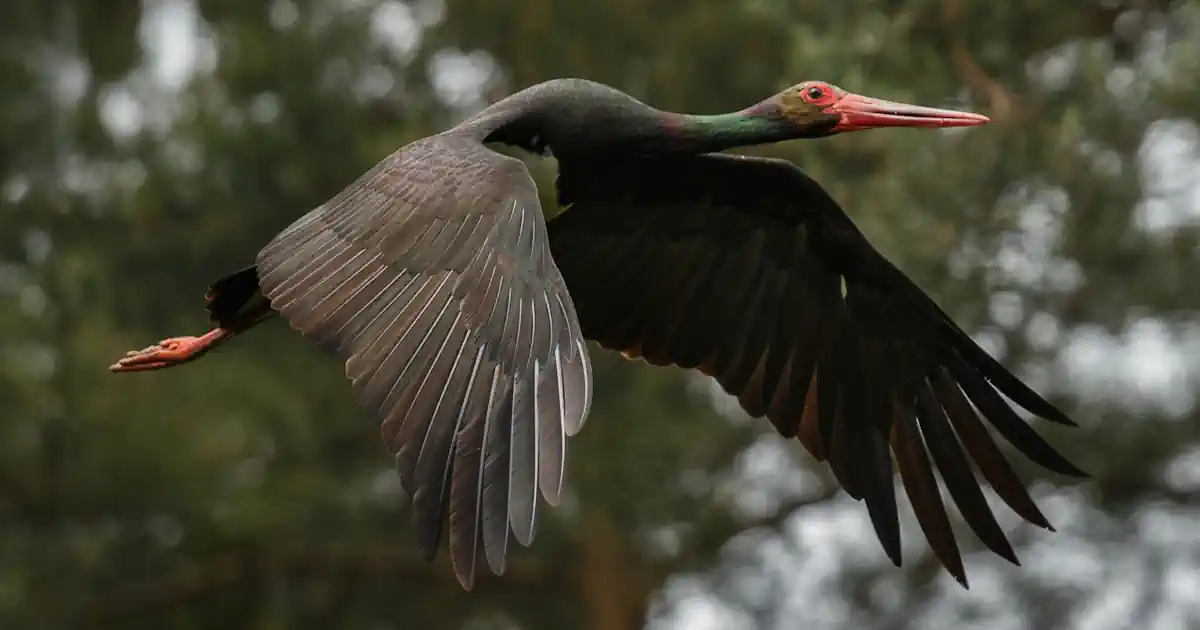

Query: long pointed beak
left=828, top=93, right=989, bottom=132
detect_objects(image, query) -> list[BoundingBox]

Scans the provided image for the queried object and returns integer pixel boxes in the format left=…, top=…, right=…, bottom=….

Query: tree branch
left=667, top=485, right=841, bottom=574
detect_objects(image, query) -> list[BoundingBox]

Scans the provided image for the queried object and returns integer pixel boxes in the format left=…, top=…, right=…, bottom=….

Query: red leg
left=109, top=328, right=231, bottom=373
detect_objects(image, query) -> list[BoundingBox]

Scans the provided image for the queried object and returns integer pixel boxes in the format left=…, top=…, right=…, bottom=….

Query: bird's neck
left=665, top=109, right=793, bottom=153
left=465, top=82, right=794, bottom=156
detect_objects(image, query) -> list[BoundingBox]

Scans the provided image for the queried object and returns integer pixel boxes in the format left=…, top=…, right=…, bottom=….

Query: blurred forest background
left=1, top=0, right=1198, bottom=629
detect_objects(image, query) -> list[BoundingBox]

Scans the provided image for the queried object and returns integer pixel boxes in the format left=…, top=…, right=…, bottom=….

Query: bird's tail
left=206, top=266, right=272, bottom=332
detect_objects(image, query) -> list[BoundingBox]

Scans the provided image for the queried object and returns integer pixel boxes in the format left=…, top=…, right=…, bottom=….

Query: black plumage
left=112, top=78, right=1085, bottom=590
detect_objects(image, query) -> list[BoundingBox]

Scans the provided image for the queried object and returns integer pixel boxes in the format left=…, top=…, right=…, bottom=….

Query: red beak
left=828, top=92, right=989, bottom=132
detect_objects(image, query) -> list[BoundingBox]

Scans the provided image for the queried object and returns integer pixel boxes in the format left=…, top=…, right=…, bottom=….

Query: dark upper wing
left=254, top=135, right=593, bottom=590
left=548, top=152, right=1084, bottom=587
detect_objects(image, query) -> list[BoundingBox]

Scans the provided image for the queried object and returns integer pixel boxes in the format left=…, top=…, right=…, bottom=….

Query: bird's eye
left=806, top=86, right=825, bottom=101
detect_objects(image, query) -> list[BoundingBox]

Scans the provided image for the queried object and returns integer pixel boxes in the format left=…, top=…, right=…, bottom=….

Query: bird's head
left=766, top=81, right=989, bottom=136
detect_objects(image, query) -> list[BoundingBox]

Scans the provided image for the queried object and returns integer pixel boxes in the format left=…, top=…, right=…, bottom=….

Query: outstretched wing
left=255, top=135, right=592, bottom=590
left=548, top=152, right=1084, bottom=587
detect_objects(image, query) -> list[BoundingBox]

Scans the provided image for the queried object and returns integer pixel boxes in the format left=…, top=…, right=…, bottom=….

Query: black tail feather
left=206, top=266, right=266, bottom=329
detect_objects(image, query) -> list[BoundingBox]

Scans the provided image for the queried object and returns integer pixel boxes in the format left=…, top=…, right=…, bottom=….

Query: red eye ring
left=801, top=82, right=835, bottom=106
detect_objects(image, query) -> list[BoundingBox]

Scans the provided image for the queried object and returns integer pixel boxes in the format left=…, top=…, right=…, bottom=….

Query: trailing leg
left=109, top=266, right=275, bottom=373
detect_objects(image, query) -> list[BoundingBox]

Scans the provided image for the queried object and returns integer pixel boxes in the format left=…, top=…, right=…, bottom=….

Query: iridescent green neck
left=468, top=84, right=793, bottom=157
left=668, top=108, right=793, bottom=153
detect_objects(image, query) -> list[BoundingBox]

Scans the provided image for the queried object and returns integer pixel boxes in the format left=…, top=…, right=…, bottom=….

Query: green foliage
left=0, top=0, right=1196, bottom=629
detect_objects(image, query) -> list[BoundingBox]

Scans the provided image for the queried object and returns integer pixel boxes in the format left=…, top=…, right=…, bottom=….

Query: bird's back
left=453, top=78, right=666, bottom=156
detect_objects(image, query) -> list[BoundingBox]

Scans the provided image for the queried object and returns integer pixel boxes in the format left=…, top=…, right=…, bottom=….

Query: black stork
left=110, top=78, right=1085, bottom=590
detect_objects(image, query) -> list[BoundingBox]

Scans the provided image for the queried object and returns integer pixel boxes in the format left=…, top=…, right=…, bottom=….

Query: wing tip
left=951, top=569, right=970, bottom=589
left=540, top=482, right=565, bottom=507
left=510, top=516, right=538, bottom=548
left=1059, top=460, right=1090, bottom=479
left=1034, top=448, right=1088, bottom=478
left=1042, top=409, right=1078, bottom=428
left=884, top=542, right=903, bottom=568
left=456, top=572, right=476, bottom=592
left=417, top=537, right=440, bottom=564
left=485, top=542, right=508, bottom=577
